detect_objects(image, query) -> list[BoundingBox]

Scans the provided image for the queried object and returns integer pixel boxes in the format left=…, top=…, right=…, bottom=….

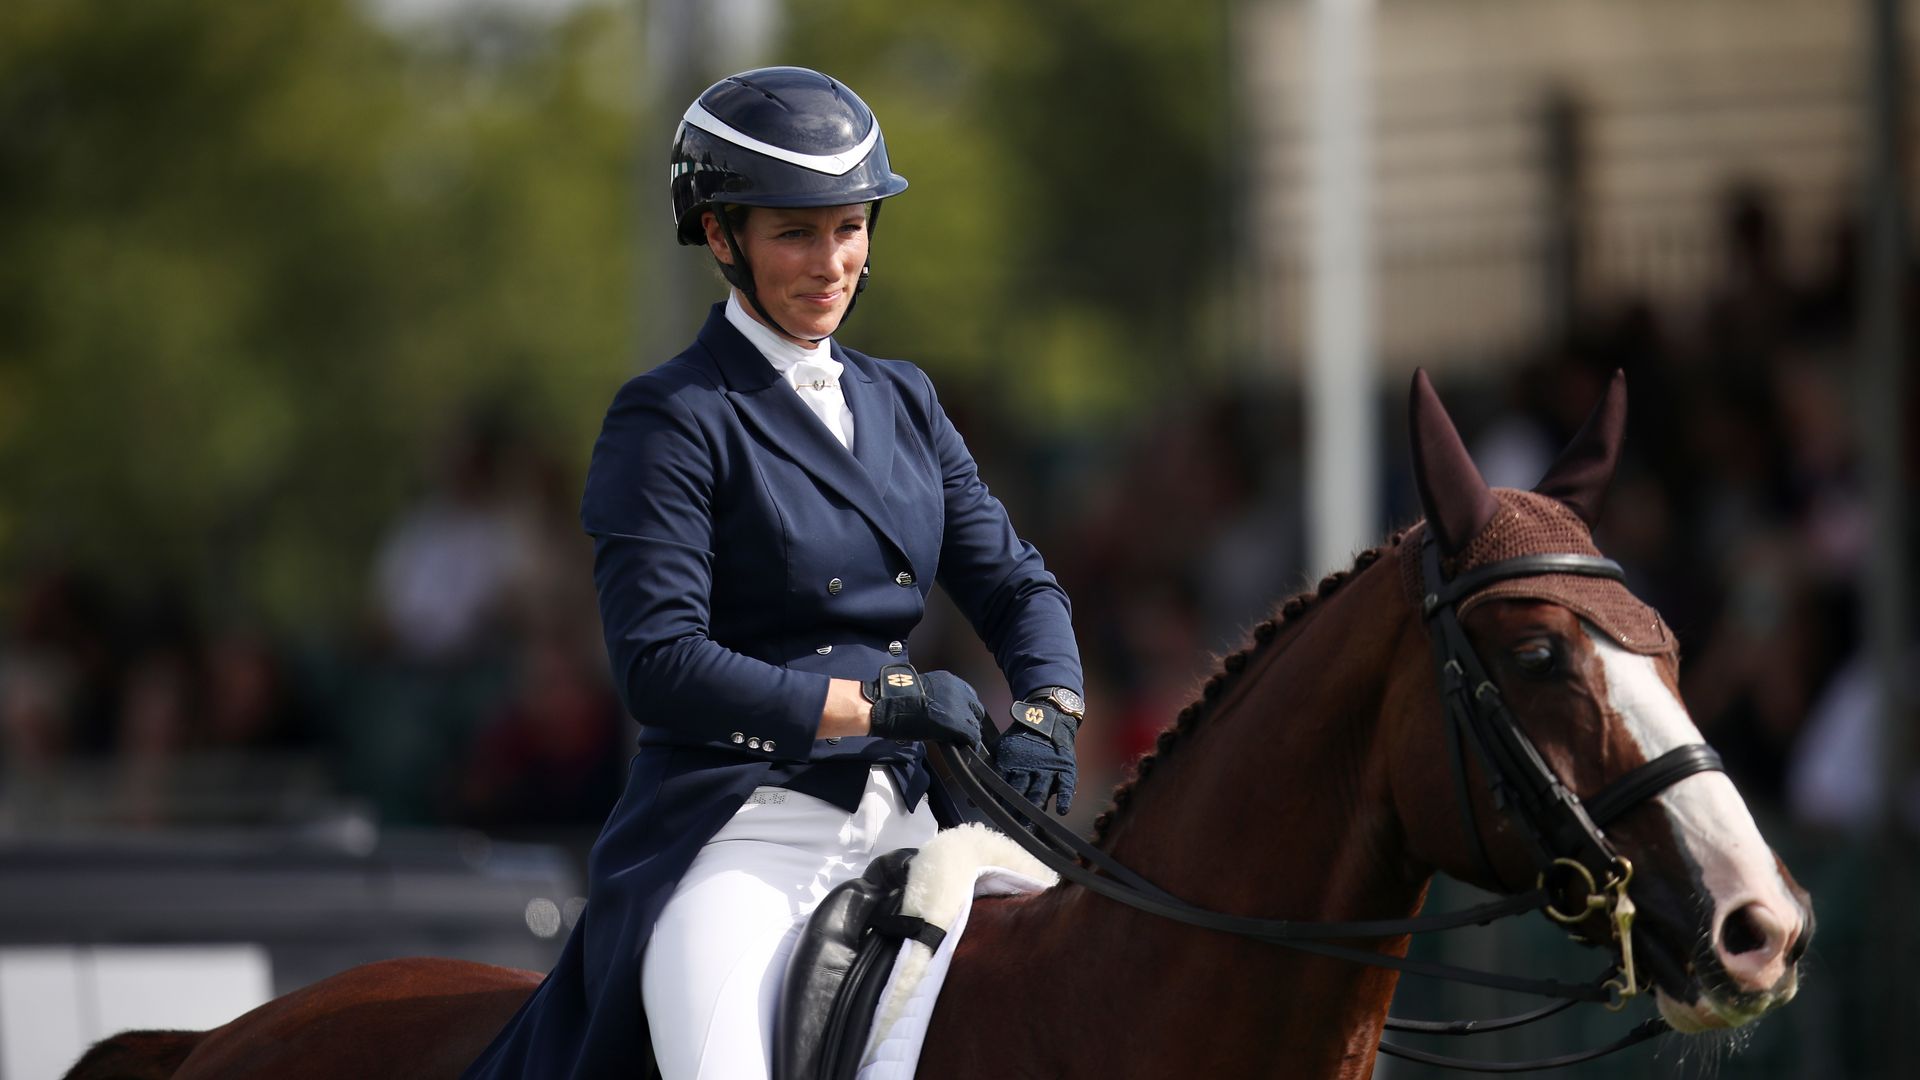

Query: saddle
left=775, top=848, right=947, bottom=1080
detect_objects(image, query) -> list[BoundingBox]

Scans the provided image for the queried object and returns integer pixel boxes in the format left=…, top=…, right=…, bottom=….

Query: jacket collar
left=694, top=304, right=906, bottom=561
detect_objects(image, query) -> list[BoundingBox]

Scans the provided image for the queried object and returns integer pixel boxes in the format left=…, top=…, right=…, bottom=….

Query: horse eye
left=1514, top=642, right=1557, bottom=675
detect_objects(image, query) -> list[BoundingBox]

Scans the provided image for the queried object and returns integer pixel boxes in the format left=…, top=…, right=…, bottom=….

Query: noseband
left=929, top=537, right=1726, bottom=1072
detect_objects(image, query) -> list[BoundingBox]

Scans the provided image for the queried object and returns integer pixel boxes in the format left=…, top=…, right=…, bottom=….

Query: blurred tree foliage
left=0, top=0, right=1228, bottom=630
left=0, top=0, right=639, bottom=625
left=781, top=0, right=1232, bottom=421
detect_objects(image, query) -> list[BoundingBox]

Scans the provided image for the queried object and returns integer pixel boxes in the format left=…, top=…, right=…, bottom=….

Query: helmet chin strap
left=713, top=209, right=828, bottom=345
left=711, top=202, right=883, bottom=346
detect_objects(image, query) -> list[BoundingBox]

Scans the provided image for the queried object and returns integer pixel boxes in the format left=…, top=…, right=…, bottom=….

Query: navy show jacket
left=462, top=303, right=1082, bottom=1079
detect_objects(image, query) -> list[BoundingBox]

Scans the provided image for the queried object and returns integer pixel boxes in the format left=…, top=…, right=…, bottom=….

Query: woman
left=463, top=66, right=1086, bottom=1080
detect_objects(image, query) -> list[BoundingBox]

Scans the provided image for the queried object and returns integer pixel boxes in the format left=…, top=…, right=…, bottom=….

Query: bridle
left=926, top=536, right=1727, bottom=1073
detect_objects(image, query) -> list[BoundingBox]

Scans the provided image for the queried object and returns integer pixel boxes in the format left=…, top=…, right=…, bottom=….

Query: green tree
left=778, top=0, right=1232, bottom=423
left=0, top=0, right=640, bottom=624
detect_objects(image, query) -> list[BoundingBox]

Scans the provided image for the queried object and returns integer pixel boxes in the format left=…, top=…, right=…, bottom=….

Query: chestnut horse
left=67, top=373, right=1810, bottom=1080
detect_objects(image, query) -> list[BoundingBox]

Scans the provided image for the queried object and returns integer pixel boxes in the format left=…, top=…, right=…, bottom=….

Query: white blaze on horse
left=64, top=371, right=1809, bottom=1080
left=1593, top=633, right=1807, bottom=1030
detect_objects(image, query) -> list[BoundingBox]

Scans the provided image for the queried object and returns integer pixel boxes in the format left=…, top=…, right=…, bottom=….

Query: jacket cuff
left=1011, top=665, right=1084, bottom=706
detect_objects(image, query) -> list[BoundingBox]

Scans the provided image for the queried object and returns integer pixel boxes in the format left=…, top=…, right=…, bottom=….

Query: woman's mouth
left=797, top=290, right=842, bottom=307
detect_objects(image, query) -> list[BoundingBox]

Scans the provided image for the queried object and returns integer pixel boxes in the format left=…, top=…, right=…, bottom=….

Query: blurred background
left=1, top=0, right=1915, bottom=1076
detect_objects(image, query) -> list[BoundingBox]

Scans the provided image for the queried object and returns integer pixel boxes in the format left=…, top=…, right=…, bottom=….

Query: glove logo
left=887, top=673, right=916, bottom=689
left=1023, top=706, right=1046, bottom=726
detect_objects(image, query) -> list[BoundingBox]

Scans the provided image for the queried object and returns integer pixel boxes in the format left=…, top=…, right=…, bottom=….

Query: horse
left=66, top=371, right=1810, bottom=1080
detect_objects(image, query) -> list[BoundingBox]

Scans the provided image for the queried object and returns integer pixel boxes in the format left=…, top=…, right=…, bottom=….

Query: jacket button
left=816, top=645, right=833, bottom=655
left=895, top=571, right=915, bottom=588
left=888, top=640, right=903, bottom=655
left=825, top=737, right=841, bottom=745
left=747, top=737, right=762, bottom=750
left=763, top=740, right=776, bottom=753
left=731, top=732, right=745, bottom=745
left=827, top=577, right=843, bottom=595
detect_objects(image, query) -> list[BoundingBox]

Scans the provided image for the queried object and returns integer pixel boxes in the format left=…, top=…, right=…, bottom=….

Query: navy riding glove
left=993, top=696, right=1081, bottom=815
left=863, top=665, right=986, bottom=748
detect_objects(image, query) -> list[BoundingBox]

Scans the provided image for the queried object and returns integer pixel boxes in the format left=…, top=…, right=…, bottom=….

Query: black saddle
left=775, top=848, right=947, bottom=1080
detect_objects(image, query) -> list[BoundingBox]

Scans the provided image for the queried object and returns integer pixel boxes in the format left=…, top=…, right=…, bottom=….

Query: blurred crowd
left=0, top=180, right=1913, bottom=851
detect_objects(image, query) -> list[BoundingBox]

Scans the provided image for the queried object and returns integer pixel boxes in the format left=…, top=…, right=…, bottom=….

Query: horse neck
left=996, top=556, right=1430, bottom=1078
left=1102, top=554, right=1421, bottom=912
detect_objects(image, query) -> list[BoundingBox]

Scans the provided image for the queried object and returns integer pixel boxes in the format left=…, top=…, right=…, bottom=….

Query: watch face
left=1050, top=688, right=1085, bottom=717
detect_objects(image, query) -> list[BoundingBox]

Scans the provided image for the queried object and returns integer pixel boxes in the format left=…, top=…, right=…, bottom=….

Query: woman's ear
left=702, top=210, right=735, bottom=265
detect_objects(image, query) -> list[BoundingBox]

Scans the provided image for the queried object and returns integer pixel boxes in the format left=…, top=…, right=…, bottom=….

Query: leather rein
left=926, top=541, right=1726, bottom=1073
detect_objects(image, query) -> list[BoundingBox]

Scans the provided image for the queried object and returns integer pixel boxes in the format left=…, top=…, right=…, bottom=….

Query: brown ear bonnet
left=1398, top=490, right=1675, bottom=655
left=1400, top=368, right=1673, bottom=655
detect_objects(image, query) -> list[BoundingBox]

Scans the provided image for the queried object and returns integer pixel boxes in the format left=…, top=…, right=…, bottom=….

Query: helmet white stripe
left=681, top=101, right=881, bottom=177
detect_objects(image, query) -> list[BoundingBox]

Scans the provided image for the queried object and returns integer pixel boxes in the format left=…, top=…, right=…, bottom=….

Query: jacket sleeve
left=921, top=370, right=1084, bottom=701
left=580, top=376, right=825, bottom=760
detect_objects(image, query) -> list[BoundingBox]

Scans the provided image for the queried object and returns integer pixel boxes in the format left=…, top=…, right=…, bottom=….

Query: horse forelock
left=1091, top=531, right=1410, bottom=847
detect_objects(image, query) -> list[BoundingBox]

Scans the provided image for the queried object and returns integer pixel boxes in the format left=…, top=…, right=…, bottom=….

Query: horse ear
left=1409, top=369, right=1498, bottom=555
left=1533, top=369, right=1627, bottom=529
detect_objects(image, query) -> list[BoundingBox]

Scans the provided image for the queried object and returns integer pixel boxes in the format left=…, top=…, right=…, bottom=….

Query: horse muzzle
left=1652, top=888, right=1812, bottom=1032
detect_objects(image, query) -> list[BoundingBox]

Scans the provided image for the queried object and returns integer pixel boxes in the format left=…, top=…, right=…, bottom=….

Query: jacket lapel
left=695, top=305, right=910, bottom=561
left=835, top=343, right=897, bottom=495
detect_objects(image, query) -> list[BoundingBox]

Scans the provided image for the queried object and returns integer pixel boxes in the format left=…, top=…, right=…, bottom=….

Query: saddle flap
left=775, top=848, right=920, bottom=1080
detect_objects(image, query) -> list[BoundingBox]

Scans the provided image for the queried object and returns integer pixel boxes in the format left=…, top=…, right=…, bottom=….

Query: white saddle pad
left=855, top=824, right=1055, bottom=1079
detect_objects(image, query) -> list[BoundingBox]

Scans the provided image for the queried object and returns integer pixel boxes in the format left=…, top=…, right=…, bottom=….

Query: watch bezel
left=1043, top=686, right=1085, bottom=719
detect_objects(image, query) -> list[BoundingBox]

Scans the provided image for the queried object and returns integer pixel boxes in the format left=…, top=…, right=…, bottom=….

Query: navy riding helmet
left=671, top=66, right=908, bottom=340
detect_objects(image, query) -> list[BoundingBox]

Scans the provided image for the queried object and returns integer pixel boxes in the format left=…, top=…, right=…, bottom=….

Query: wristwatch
left=1029, top=686, right=1085, bottom=719
left=1008, top=686, right=1084, bottom=745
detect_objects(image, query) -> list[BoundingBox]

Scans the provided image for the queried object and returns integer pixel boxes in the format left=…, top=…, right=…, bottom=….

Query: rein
left=926, top=541, right=1726, bottom=1073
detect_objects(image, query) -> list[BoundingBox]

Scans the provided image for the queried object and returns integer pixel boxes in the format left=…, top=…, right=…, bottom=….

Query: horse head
left=1388, top=369, right=1812, bottom=1034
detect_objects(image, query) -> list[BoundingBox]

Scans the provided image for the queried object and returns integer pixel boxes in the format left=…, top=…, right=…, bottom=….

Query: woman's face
left=704, top=203, right=870, bottom=345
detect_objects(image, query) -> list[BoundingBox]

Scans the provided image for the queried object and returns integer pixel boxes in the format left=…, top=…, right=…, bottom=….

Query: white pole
left=1305, top=0, right=1378, bottom=579
left=1860, top=0, right=1911, bottom=828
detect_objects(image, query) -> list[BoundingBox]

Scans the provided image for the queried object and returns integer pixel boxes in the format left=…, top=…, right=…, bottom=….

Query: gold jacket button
left=827, top=577, right=843, bottom=595
left=895, top=570, right=915, bottom=587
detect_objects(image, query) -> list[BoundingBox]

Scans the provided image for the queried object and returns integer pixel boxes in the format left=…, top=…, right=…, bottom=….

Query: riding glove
left=863, top=665, right=986, bottom=748
left=993, top=695, right=1081, bottom=815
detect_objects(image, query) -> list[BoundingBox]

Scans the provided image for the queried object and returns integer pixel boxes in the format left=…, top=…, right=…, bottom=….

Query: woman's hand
left=993, top=697, right=1080, bottom=815
left=862, top=666, right=986, bottom=747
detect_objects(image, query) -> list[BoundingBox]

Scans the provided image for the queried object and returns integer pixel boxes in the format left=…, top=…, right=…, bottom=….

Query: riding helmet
left=670, top=66, right=909, bottom=246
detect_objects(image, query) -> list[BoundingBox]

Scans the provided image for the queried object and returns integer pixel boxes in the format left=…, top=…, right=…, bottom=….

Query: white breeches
left=642, top=766, right=938, bottom=1080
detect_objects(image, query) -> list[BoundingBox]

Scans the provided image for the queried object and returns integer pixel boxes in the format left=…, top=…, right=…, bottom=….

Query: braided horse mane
left=1090, top=529, right=1410, bottom=845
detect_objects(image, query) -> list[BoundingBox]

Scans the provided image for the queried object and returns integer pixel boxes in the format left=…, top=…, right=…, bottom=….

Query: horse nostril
left=1786, top=907, right=1814, bottom=965
left=1720, top=904, right=1769, bottom=956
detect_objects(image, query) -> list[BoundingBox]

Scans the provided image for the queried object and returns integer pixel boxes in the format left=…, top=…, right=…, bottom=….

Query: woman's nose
left=811, top=237, right=854, bottom=280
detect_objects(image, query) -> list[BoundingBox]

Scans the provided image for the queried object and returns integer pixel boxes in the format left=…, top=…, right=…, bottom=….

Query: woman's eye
left=1514, top=642, right=1557, bottom=674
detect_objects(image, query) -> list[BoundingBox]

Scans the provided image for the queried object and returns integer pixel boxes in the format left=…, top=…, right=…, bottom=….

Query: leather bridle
left=925, top=538, right=1727, bottom=1072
